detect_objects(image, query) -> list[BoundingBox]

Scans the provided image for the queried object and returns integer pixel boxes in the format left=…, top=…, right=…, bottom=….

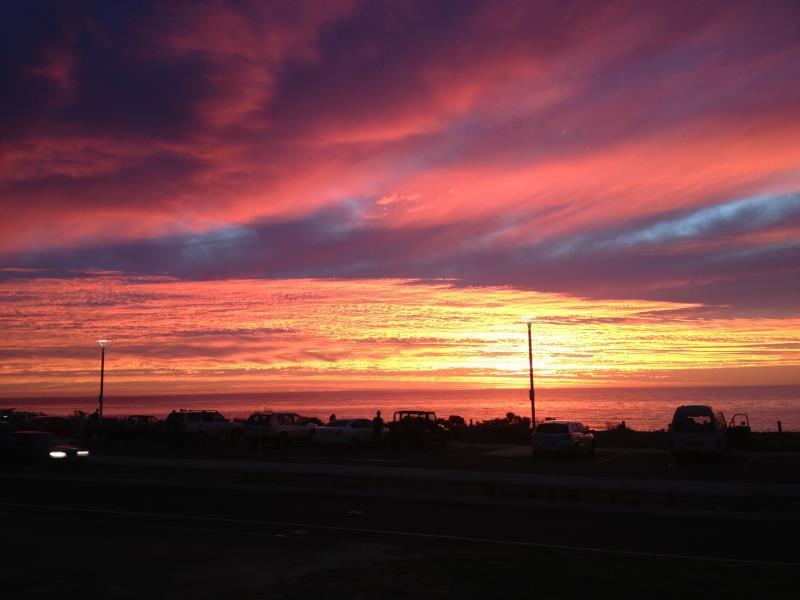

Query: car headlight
left=77, top=450, right=89, bottom=457
left=49, top=451, right=67, bottom=459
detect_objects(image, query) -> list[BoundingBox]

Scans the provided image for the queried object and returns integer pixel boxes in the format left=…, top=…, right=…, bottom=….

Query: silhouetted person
left=373, top=410, right=384, bottom=440
left=329, top=413, right=336, bottom=422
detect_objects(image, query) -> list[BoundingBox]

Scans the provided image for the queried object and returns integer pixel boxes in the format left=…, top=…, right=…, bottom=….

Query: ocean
left=3, top=386, right=799, bottom=431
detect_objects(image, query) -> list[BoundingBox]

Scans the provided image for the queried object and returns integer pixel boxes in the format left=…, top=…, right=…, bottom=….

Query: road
left=97, top=437, right=800, bottom=483
left=2, top=464, right=797, bottom=599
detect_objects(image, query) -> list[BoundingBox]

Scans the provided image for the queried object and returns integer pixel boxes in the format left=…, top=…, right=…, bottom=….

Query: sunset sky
left=2, top=1, right=799, bottom=395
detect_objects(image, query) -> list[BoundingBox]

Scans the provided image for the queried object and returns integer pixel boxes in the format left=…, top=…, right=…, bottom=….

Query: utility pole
left=527, top=321, right=535, bottom=428
left=98, top=339, right=109, bottom=438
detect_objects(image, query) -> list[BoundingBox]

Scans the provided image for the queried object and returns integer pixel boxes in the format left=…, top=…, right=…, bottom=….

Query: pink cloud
left=1, top=273, right=798, bottom=395
left=1, top=0, right=799, bottom=267
left=144, top=0, right=355, bottom=129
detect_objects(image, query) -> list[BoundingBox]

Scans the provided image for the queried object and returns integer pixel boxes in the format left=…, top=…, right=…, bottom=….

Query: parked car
left=531, top=420, right=594, bottom=457
left=312, top=418, right=382, bottom=449
left=104, top=415, right=163, bottom=442
left=25, top=415, right=76, bottom=437
left=164, top=410, right=242, bottom=445
left=384, top=411, right=448, bottom=449
left=0, top=431, right=90, bottom=465
left=1, top=409, right=45, bottom=432
left=124, top=415, right=162, bottom=440
left=669, top=405, right=729, bottom=462
left=243, top=412, right=317, bottom=448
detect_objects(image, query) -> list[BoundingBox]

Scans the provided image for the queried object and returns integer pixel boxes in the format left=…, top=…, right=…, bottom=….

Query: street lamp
left=97, top=339, right=109, bottom=425
left=525, top=320, right=535, bottom=428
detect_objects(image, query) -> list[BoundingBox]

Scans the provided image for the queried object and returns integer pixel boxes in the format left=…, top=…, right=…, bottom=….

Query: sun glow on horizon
left=1, top=273, right=798, bottom=396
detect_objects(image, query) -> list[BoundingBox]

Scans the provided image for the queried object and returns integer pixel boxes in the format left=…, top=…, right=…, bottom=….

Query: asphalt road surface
left=2, top=465, right=797, bottom=599
left=96, top=437, right=800, bottom=483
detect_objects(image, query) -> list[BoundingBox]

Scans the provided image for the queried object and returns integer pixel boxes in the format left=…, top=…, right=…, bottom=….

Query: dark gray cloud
left=6, top=192, right=800, bottom=316
left=3, top=0, right=800, bottom=319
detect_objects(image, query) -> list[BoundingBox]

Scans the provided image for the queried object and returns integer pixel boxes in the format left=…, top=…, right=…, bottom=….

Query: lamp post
left=526, top=320, right=535, bottom=428
left=97, top=339, right=109, bottom=436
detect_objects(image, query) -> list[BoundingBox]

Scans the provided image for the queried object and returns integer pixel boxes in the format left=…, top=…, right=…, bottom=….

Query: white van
left=669, top=405, right=729, bottom=462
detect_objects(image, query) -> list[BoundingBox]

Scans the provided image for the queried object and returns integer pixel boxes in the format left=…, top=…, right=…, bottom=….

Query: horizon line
left=3, top=382, right=799, bottom=401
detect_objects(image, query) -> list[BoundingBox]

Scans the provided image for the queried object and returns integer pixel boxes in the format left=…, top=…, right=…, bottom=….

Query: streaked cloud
left=600, top=194, right=800, bottom=250
left=2, top=1, right=800, bottom=389
left=1, top=273, right=798, bottom=395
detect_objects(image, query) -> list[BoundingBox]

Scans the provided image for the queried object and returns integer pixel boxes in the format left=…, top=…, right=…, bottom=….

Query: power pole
left=527, top=321, right=535, bottom=428
left=98, top=339, right=109, bottom=439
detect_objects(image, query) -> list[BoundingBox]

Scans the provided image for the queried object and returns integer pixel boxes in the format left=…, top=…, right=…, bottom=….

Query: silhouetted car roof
left=673, top=405, right=717, bottom=415
left=322, top=419, right=373, bottom=427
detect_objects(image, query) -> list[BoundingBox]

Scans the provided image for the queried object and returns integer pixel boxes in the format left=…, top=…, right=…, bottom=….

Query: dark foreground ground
left=95, top=436, right=800, bottom=483
left=2, top=461, right=798, bottom=599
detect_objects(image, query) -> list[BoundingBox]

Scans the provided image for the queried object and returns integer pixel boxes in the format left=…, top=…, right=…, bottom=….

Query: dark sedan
left=0, top=431, right=90, bottom=464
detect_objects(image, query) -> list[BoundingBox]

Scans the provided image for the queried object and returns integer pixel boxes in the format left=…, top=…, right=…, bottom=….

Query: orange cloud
left=1, top=274, right=797, bottom=395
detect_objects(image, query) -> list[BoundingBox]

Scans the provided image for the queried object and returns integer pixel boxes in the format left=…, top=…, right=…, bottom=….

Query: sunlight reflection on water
left=8, top=386, right=800, bottom=431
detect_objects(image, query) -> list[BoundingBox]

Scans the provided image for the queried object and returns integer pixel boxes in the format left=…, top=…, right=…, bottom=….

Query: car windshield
left=536, top=423, right=569, bottom=434
left=324, top=420, right=351, bottom=427
left=673, top=413, right=715, bottom=434
left=247, top=414, right=271, bottom=424
left=398, top=413, right=429, bottom=421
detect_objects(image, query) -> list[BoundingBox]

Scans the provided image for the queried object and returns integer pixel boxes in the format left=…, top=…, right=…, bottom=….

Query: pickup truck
left=384, top=411, right=448, bottom=449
